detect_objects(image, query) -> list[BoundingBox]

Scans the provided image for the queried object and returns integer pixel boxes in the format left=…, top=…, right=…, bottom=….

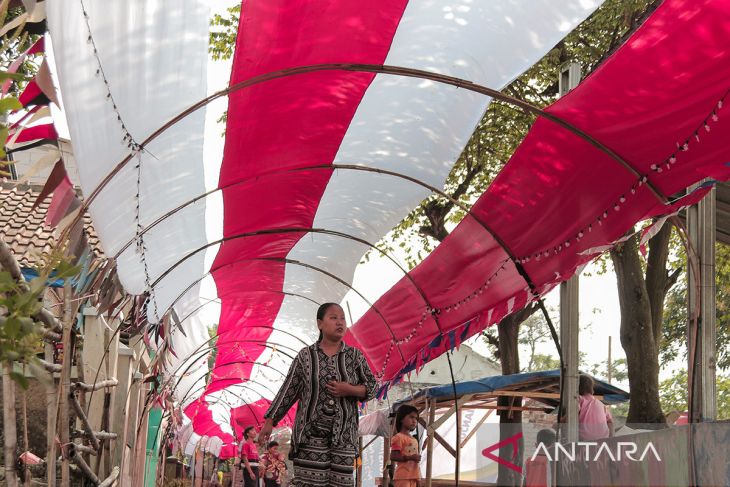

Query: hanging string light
left=79, top=0, right=160, bottom=320
left=374, top=259, right=510, bottom=379
left=516, top=89, right=726, bottom=265
left=649, top=90, right=726, bottom=174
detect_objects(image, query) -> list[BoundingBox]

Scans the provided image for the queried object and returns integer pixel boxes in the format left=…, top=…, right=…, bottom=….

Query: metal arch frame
left=72, top=61, right=672, bottom=397
left=172, top=290, right=319, bottom=332
left=160, top=254, right=409, bottom=363
left=157, top=376, right=282, bottom=468
left=65, top=62, right=668, bottom=237
left=134, top=328, right=306, bottom=433
left=68, top=63, right=676, bottom=470
left=134, top=338, right=302, bottom=454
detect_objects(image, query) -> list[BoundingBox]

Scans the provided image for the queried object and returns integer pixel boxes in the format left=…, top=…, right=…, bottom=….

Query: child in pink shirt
left=578, top=375, right=614, bottom=441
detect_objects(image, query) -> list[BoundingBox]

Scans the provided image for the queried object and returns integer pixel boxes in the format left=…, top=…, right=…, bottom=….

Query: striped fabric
left=47, top=0, right=615, bottom=457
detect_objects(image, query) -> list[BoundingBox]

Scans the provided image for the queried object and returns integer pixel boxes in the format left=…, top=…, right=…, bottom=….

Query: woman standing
left=258, top=302, right=378, bottom=486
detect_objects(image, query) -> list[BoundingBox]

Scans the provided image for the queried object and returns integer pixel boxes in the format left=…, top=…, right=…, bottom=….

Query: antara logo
left=481, top=433, right=663, bottom=472
left=530, top=441, right=662, bottom=462
left=481, top=432, right=524, bottom=474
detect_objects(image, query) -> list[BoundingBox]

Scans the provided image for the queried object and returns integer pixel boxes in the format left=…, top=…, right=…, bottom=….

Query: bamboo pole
left=22, top=365, right=30, bottom=487
left=99, top=466, right=120, bottom=487
left=455, top=406, right=461, bottom=487
left=382, top=435, right=391, bottom=487
left=356, top=436, right=363, bottom=487
left=3, top=360, right=18, bottom=487
left=70, top=392, right=100, bottom=450
left=70, top=446, right=100, bottom=484
left=59, top=283, right=74, bottom=485
left=45, top=342, right=58, bottom=487
left=425, top=400, right=435, bottom=487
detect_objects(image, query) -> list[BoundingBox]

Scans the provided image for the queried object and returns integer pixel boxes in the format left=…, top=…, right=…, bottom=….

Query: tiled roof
left=0, top=182, right=103, bottom=268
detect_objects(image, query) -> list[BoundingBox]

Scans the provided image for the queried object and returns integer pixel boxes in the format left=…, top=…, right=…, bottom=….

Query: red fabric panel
left=18, top=79, right=47, bottom=108
left=349, top=0, right=730, bottom=384
left=8, top=123, right=57, bottom=144
left=45, top=174, right=75, bottom=227
left=192, top=0, right=409, bottom=440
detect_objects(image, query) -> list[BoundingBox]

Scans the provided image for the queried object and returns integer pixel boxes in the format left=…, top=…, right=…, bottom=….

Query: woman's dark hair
left=316, top=302, right=340, bottom=320
left=316, top=302, right=341, bottom=341
left=578, top=374, right=595, bottom=396
left=395, top=404, right=419, bottom=432
left=243, top=426, right=255, bottom=439
left=267, top=440, right=279, bottom=449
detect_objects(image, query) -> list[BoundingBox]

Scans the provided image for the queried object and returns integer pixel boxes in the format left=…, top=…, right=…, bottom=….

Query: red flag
left=45, top=174, right=75, bottom=227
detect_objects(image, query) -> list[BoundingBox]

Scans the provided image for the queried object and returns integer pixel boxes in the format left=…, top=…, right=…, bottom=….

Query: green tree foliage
left=659, top=369, right=730, bottom=420
left=207, top=324, right=219, bottom=371
left=589, top=357, right=628, bottom=383
left=0, top=253, right=79, bottom=388
left=661, top=242, right=730, bottom=370
left=209, top=5, right=240, bottom=62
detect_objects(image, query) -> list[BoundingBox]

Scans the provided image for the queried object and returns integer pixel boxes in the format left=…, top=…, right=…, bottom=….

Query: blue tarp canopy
left=398, top=370, right=630, bottom=408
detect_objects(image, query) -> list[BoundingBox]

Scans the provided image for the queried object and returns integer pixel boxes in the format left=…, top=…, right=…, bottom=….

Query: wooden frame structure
left=369, top=372, right=625, bottom=487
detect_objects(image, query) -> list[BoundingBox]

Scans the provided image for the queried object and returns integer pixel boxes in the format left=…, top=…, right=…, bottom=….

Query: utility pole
left=608, top=336, right=612, bottom=384
left=558, top=61, right=582, bottom=444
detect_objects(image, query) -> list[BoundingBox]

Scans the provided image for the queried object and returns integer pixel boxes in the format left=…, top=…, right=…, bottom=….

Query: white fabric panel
left=185, top=432, right=201, bottom=456
left=168, top=279, right=221, bottom=407
left=289, top=0, right=604, bottom=296
left=46, top=0, right=210, bottom=323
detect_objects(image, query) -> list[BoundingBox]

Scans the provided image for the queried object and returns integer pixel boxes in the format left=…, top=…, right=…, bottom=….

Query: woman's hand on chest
left=325, top=380, right=354, bottom=397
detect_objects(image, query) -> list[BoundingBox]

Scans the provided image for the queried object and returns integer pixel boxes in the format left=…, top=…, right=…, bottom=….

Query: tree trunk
left=496, top=314, right=523, bottom=487
left=610, top=234, right=666, bottom=425
left=3, top=361, right=18, bottom=487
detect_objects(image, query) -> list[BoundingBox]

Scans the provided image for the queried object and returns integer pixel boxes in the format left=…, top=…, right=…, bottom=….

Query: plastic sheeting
left=398, top=370, right=629, bottom=406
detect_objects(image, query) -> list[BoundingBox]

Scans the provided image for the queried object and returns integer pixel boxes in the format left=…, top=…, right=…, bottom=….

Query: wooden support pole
left=425, top=400, right=435, bottom=487
left=70, top=392, right=101, bottom=451
left=560, top=276, right=580, bottom=443
left=72, top=379, right=119, bottom=392
left=382, top=435, right=391, bottom=487
left=74, top=444, right=98, bottom=456
left=688, top=184, right=717, bottom=421
left=45, top=341, right=58, bottom=487
left=98, top=466, right=121, bottom=487
left=455, top=404, right=461, bottom=487
left=72, top=429, right=119, bottom=441
left=460, top=410, right=493, bottom=449
left=112, top=344, right=134, bottom=473
left=38, top=359, right=63, bottom=373
left=418, top=417, right=456, bottom=457
left=357, top=436, right=363, bottom=487
left=59, top=283, right=74, bottom=486
left=2, top=360, right=18, bottom=487
left=71, top=445, right=100, bottom=485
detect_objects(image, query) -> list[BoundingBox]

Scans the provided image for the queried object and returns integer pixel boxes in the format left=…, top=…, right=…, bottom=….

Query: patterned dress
left=264, top=341, right=378, bottom=486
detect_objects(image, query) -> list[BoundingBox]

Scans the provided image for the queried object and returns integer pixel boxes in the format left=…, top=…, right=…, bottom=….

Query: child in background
left=240, top=426, right=260, bottom=487
left=390, top=405, right=421, bottom=487
left=260, top=441, right=287, bottom=487
left=578, top=374, right=614, bottom=440
left=523, top=429, right=556, bottom=487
